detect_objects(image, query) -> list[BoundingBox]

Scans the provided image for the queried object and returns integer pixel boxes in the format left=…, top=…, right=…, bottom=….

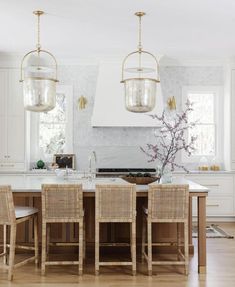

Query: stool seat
left=15, top=206, right=38, bottom=219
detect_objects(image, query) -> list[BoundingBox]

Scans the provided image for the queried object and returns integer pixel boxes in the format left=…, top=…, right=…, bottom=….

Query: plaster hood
left=91, top=62, right=163, bottom=127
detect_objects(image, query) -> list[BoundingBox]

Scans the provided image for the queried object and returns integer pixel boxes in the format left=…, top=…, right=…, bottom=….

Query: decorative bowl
left=121, top=176, right=160, bottom=185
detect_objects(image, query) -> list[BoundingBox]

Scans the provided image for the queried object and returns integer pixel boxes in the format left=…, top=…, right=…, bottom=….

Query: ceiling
left=1, top=0, right=235, bottom=61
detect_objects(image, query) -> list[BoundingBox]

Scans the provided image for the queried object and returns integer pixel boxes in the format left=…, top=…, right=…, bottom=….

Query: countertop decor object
left=141, top=99, right=197, bottom=176
left=20, top=10, right=59, bottom=112
left=121, top=11, right=160, bottom=113
left=53, top=154, right=75, bottom=169
left=122, top=175, right=160, bottom=185
left=36, top=160, right=45, bottom=169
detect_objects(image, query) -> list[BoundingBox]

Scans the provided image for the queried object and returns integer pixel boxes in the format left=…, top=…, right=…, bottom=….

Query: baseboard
left=192, top=216, right=235, bottom=223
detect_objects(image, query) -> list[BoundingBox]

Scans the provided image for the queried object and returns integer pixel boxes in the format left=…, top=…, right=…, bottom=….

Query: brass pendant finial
left=135, top=12, right=146, bottom=17
left=33, top=11, right=44, bottom=16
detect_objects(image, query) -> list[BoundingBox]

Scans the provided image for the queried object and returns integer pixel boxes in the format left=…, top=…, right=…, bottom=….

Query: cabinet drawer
left=192, top=197, right=234, bottom=216
left=186, top=175, right=233, bottom=196
left=0, top=162, right=25, bottom=171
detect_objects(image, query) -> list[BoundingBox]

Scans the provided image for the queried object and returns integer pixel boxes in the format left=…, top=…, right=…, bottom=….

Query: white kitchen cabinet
left=0, top=69, right=25, bottom=171
left=184, top=174, right=234, bottom=217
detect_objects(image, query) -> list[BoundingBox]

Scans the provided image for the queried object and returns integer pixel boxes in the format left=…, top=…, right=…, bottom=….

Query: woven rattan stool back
left=42, top=184, right=83, bottom=223
left=0, top=185, right=15, bottom=225
left=148, top=184, right=189, bottom=222
left=96, top=184, right=136, bottom=222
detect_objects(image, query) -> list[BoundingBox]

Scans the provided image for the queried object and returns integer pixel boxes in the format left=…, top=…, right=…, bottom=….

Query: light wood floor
left=1, top=222, right=235, bottom=287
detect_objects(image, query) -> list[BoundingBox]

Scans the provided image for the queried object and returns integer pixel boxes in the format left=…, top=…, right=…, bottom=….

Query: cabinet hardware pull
left=0, top=164, right=14, bottom=167
left=206, top=204, right=219, bottom=207
left=205, top=184, right=219, bottom=187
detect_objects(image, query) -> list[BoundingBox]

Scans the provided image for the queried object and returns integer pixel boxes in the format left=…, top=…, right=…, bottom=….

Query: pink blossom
left=141, top=99, right=197, bottom=174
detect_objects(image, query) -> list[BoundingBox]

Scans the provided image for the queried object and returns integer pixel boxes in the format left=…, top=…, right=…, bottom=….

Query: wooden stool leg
left=141, top=216, right=146, bottom=261
left=34, top=215, right=39, bottom=266
left=131, top=222, right=136, bottom=276
left=46, top=224, right=50, bottom=255
left=83, top=220, right=86, bottom=260
left=177, top=223, right=181, bottom=260
left=184, top=222, right=189, bottom=275
left=130, top=223, right=132, bottom=258
left=95, top=222, right=99, bottom=275
left=41, top=222, right=47, bottom=276
left=147, top=221, right=152, bottom=276
left=8, top=224, right=16, bottom=281
left=79, top=221, right=83, bottom=275
left=3, top=224, right=7, bottom=265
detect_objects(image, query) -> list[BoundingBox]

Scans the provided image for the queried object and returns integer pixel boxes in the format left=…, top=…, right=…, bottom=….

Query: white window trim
left=29, top=85, right=73, bottom=163
left=181, top=85, right=223, bottom=163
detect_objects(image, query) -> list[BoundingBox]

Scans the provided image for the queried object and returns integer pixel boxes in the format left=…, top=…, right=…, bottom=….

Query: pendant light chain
left=138, top=14, right=142, bottom=51
left=136, top=12, right=145, bottom=72
left=33, top=11, right=44, bottom=51
left=37, top=15, right=41, bottom=50
left=36, top=12, right=41, bottom=51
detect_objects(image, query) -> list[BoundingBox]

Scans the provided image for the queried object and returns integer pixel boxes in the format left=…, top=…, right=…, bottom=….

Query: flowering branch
left=140, top=99, right=197, bottom=174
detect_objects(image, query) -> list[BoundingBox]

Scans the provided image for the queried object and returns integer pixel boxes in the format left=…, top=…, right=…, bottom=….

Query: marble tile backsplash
left=57, top=65, right=223, bottom=170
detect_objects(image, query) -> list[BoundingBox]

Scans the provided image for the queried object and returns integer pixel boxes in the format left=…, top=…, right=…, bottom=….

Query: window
left=29, top=85, right=73, bottom=162
left=182, top=86, right=223, bottom=162
left=39, top=93, right=66, bottom=155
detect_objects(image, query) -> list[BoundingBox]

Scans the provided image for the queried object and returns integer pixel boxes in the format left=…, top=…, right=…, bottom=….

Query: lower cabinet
left=184, top=174, right=234, bottom=217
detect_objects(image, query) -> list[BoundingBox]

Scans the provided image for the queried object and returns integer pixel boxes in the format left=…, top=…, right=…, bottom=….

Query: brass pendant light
left=20, top=11, right=59, bottom=112
left=121, top=12, right=160, bottom=113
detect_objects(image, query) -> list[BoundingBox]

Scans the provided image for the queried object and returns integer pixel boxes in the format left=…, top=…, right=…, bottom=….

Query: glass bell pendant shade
left=23, top=78, right=56, bottom=112
left=20, top=51, right=58, bottom=112
left=124, top=78, right=156, bottom=112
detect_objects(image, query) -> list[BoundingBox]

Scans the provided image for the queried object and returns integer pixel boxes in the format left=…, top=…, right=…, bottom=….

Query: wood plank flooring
left=1, top=222, right=235, bottom=287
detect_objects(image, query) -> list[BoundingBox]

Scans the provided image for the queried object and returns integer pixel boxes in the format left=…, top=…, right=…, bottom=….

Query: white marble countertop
left=0, top=175, right=208, bottom=193
left=0, top=169, right=233, bottom=175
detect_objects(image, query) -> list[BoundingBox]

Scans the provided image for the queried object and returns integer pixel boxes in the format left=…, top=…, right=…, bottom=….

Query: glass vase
left=160, top=166, right=173, bottom=184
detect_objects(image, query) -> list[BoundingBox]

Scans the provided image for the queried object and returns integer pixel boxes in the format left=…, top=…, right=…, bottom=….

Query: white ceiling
left=1, top=0, right=235, bottom=61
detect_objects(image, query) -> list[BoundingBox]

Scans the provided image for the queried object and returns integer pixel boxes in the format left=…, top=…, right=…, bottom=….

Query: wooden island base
left=0, top=195, right=194, bottom=254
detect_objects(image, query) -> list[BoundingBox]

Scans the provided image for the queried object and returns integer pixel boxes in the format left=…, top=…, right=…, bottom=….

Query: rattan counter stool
left=141, top=184, right=189, bottom=276
left=95, top=184, right=136, bottom=276
left=41, top=184, right=84, bottom=275
left=0, top=185, right=39, bottom=281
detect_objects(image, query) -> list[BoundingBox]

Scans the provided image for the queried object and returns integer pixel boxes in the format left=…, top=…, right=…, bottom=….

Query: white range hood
left=91, top=62, right=163, bottom=127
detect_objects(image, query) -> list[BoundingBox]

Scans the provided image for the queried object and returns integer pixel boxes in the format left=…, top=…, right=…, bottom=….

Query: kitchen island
left=0, top=175, right=208, bottom=273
